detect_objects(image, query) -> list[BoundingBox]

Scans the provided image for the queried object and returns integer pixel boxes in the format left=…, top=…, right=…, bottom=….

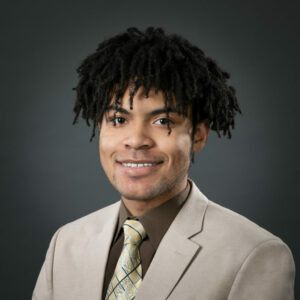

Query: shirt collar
left=114, top=179, right=192, bottom=250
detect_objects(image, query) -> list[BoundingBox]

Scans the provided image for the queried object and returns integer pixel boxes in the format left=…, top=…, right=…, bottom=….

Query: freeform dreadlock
left=72, top=26, right=242, bottom=163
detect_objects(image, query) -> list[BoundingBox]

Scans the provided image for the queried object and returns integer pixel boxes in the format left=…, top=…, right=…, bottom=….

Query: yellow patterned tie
left=105, top=219, right=146, bottom=300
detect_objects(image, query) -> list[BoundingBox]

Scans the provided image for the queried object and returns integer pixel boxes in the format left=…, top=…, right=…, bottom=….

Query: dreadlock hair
left=72, top=26, right=242, bottom=163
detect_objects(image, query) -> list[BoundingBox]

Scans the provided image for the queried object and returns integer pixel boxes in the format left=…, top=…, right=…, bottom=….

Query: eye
left=154, top=118, right=174, bottom=126
left=115, top=117, right=126, bottom=124
left=108, top=116, right=127, bottom=125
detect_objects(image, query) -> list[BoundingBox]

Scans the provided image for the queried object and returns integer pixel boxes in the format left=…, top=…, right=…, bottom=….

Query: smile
left=117, top=161, right=163, bottom=176
left=121, top=162, right=160, bottom=168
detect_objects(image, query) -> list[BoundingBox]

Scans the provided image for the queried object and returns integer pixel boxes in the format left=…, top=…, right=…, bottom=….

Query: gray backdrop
left=1, top=0, right=299, bottom=298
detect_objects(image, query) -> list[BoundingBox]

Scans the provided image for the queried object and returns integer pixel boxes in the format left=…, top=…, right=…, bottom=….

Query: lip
left=117, top=159, right=163, bottom=164
left=116, top=161, right=163, bottom=177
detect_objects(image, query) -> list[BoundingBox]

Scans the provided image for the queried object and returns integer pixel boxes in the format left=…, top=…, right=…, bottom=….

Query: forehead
left=106, top=85, right=190, bottom=116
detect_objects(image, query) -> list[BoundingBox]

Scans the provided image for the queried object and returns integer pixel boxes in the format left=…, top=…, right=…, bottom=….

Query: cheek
left=98, top=131, right=118, bottom=172
left=98, top=140, right=108, bottom=174
left=99, top=130, right=119, bottom=155
left=176, top=134, right=192, bottom=153
left=160, top=133, right=192, bottom=163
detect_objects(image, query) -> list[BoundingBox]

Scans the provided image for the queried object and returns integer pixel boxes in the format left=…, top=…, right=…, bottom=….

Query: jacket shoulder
left=204, top=201, right=296, bottom=300
left=206, top=199, right=279, bottom=242
left=194, top=198, right=295, bottom=299
left=194, top=197, right=292, bottom=256
left=56, top=200, right=121, bottom=239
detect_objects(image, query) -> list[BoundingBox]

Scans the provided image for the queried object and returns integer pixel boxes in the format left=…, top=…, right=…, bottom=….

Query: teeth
left=121, top=162, right=158, bottom=168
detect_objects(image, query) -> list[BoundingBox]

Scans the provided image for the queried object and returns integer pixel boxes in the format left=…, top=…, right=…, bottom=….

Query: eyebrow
left=105, top=105, right=180, bottom=116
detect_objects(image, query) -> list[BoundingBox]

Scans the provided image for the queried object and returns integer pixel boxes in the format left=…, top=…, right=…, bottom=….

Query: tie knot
left=123, top=219, right=146, bottom=246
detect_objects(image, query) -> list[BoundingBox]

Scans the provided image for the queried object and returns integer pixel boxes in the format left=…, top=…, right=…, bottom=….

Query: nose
left=122, top=125, right=154, bottom=150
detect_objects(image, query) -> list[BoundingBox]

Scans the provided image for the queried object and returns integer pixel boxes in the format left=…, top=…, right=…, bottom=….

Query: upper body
left=32, top=178, right=295, bottom=300
left=33, top=27, right=295, bottom=299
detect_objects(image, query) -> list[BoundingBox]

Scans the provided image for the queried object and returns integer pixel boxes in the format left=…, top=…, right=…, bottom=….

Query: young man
left=33, top=27, right=295, bottom=299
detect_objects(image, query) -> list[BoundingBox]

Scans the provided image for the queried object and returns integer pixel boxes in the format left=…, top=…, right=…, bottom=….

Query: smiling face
left=98, top=86, right=209, bottom=213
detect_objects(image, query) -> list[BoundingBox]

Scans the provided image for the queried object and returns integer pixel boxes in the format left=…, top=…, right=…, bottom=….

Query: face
left=98, top=86, right=209, bottom=204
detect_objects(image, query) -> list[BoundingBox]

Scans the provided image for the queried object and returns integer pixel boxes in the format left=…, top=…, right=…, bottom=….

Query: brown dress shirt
left=102, top=180, right=191, bottom=299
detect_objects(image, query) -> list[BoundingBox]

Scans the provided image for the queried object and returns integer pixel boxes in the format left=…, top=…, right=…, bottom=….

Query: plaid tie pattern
left=105, top=219, right=146, bottom=300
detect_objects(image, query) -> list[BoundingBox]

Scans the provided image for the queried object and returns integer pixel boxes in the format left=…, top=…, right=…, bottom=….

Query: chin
left=118, top=187, right=154, bottom=201
left=113, top=182, right=152, bottom=200
left=120, top=180, right=173, bottom=202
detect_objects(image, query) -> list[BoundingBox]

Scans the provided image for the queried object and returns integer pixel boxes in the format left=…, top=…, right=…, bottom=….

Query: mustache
left=115, top=151, right=164, bottom=163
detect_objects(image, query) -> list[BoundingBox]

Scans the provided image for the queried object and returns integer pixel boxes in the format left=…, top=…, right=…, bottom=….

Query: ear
left=193, top=119, right=210, bottom=152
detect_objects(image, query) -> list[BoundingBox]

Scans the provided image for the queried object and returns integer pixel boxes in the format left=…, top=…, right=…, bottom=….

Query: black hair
left=72, top=26, right=242, bottom=162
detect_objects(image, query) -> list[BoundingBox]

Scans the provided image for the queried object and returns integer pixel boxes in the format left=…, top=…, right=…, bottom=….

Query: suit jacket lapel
left=80, top=201, right=121, bottom=300
left=135, top=179, right=208, bottom=300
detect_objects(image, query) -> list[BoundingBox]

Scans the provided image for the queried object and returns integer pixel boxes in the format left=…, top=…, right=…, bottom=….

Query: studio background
left=1, top=0, right=299, bottom=299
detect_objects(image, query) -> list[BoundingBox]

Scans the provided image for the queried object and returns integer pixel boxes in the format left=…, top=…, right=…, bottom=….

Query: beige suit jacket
left=32, top=179, right=295, bottom=300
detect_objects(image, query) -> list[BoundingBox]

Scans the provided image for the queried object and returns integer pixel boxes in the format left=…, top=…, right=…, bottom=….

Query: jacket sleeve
left=32, top=228, right=62, bottom=300
left=228, top=238, right=295, bottom=300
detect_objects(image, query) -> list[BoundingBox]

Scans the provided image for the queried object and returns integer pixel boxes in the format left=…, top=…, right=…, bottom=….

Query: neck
left=122, top=179, right=188, bottom=217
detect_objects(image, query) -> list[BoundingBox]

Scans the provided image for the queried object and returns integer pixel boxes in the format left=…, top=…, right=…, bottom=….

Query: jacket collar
left=135, top=178, right=208, bottom=299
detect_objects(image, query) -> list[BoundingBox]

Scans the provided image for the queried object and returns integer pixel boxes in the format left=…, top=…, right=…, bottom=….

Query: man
left=33, top=27, right=295, bottom=299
